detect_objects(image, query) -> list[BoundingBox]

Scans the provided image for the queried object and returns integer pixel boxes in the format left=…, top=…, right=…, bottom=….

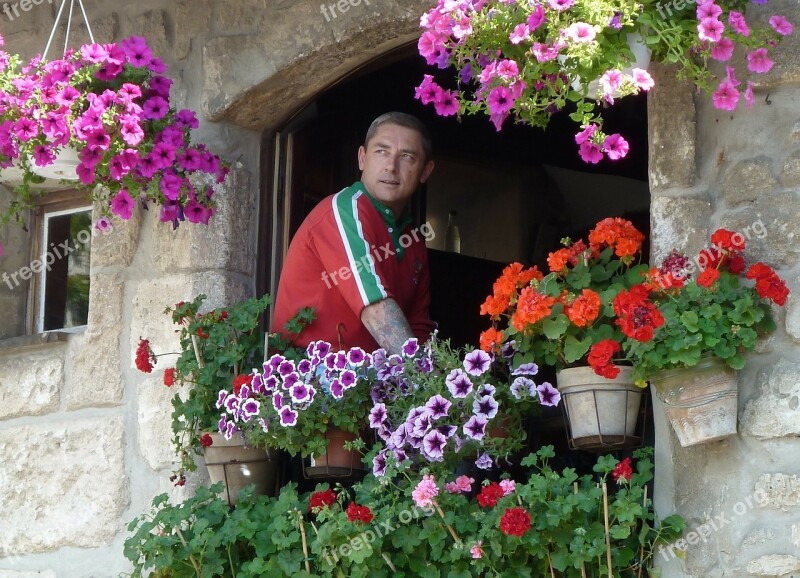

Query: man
left=270, top=112, right=436, bottom=354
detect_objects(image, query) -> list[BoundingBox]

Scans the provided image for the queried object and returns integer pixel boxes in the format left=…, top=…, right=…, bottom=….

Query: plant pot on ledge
left=303, top=427, right=367, bottom=480
left=649, top=356, right=739, bottom=448
left=557, top=366, right=645, bottom=451
left=203, top=432, right=280, bottom=505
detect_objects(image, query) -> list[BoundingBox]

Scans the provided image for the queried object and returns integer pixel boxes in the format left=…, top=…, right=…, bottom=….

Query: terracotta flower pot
left=305, top=427, right=366, bottom=479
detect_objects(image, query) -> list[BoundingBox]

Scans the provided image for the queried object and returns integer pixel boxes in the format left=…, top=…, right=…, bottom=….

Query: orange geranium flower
left=479, top=327, right=505, bottom=352
left=566, top=289, right=602, bottom=327
left=588, top=217, right=645, bottom=258
left=480, top=294, right=510, bottom=318
left=511, top=287, right=557, bottom=331
left=547, top=248, right=572, bottom=273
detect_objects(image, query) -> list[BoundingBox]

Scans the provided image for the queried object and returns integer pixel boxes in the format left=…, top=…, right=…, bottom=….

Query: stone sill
left=0, top=327, right=85, bottom=353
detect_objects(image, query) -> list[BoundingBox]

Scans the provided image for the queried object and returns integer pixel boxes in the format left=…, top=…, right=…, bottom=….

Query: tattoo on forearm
left=361, top=298, right=414, bottom=355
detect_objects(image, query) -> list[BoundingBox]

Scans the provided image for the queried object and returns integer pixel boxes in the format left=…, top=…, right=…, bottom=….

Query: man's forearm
left=361, top=298, right=415, bottom=354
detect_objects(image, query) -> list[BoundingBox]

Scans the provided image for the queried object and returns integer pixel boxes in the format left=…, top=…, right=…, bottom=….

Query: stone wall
left=648, top=1, right=800, bottom=575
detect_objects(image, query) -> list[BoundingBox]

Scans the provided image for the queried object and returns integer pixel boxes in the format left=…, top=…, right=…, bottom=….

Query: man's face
left=358, top=123, right=435, bottom=216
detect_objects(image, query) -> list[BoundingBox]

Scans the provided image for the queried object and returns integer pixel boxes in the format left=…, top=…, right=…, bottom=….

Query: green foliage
left=124, top=448, right=685, bottom=578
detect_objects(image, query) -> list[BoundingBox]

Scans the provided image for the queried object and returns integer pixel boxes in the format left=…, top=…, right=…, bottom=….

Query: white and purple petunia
left=373, top=449, right=388, bottom=477
left=394, top=448, right=408, bottom=466
left=476, top=383, right=497, bottom=397
left=258, top=417, right=269, bottom=433
left=218, top=414, right=227, bottom=434
left=511, top=377, right=537, bottom=400
left=290, top=383, right=311, bottom=403
left=369, top=403, right=388, bottom=429
left=402, top=337, right=419, bottom=357
left=266, top=354, right=285, bottom=373
left=279, top=405, right=298, bottom=426
left=475, top=452, right=494, bottom=470
left=537, top=382, right=561, bottom=407
left=463, top=415, right=488, bottom=440
left=334, top=351, right=347, bottom=370
left=422, top=429, right=447, bottom=461
left=463, top=349, right=492, bottom=376
left=272, top=391, right=284, bottom=411
left=297, top=359, right=313, bottom=376
left=278, top=360, right=296, bottom=376
left=412, top=411, right=433, bottom=437
left=251, top=373, right=263, bottom=393
left=347, top=347, right=367, bottom=366
left=283, top=372, right=300, bottom=389
left=224, top=420, right=238, bottom=440
left=314, top=341, right=331, bottom=358
left=512, top=362, right=539, bottom=376
left=216, top=389, right=229, bottom=410
left=425, top=394, right=452, bottom=419
left=436, top=424, right=457, bottom=438
left=473, top=395, right=499, bottom=420
left=330, top=379, right=344, bottom=399
left=501, top=340, right=517, bottom=358
left=242, top=398, right=260, bottom=418
left=446, top=368, right=474, bottom=398
left=416, top=355, right=434, bottom=373
left=264, top=375, right=278, bottom=392
left=224, top=393, right=240, bottom=414
left=340, top=369, right=357, bottom=389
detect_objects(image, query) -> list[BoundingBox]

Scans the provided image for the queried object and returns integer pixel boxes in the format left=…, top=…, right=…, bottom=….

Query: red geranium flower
left=755, top=273, right=790, bottom=306
left=613, top=286, right=665, bottom=342
left=135, top=338, right=155, bottom=373
left=163, top=367, right=176, bottom=387
left=308, top=489, right=337, bottom=512
left=697, top=268, right=720, bottom=288
left=499, top=507, right=532, bottom=537
left=232, top=374, right=253, bottom=396
left=587, top=339, right=621, bottom=379
left=346, top=502, right=374, bottom=524
left=711, top=228, right=745, bottom=252
left=200, top=433, right=213, bottom=447
left=613, top=457, right=633, bottom=483
left=746, top=262, right=775, bottom=281
left=477, top=482, right=505, bottom=508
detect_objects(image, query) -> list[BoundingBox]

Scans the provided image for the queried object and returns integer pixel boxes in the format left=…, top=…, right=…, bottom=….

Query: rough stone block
left=793, top=524, right=800, bottom=548
left=138, top=375, right=179, bottom=471
left=791, top=121, right=800, bottom=144
left=0, top=417, right=127, bottom=555
left=127, top=10, right=170, bottom=59
left=175, top=0, right=212, bottom=60
left=742, top=0, right=800, bottom=89
left=719, top=192, right=800, bottom=269
left=780, top=150, right=800, bottom=188
left=211, top=0, right=267, bottom=35
left=742, top=358, right=800, bottom=439
left=650, top=196, right=712, bottom=264
left=0, top=348, right=64, bottom=420
left=0, top=572, right=56, bottom=578
left=90, top=203, right=142, bottom=269
left=754, top=473, right=800, bottom=512
left=647, top=62, right=697, bottom=191
left=720, top=158, right=779, bottom=206
left=784, top=288, right=800, bottom=343
left=746, top=554, right=800, bottom=576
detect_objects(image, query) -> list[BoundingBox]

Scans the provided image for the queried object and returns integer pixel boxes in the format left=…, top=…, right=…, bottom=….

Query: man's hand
left=361, top=298, right=415, bottom=354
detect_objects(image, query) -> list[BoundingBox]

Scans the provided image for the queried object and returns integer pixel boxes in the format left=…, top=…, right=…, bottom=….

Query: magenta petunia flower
left=159, top=170, right=184, bottom=200
left=698, top=18, right=725, bottom=42
left=711, top=37, right=735, bottom=61
left=120, top=118, right=144, bottom=146
left=80, top=43, right=109, bottom=63
left=603, top=134, right=629, bottom=161
left=575, top=124, right=597, bottom=144
left=121, top=35, right=153, bottom=67
left=13, top=117, right=37, bottom=141
left=728, top=11, right=749, bottom=36
left=148, top=57, right=167, bottom=74
left=578, top=140, right=604, bottom=164
left=769, top=15, right=793, bottom=36
left=745, top=81, right=755, bottom=109
left=55, top=85, right=80, bottom=106
left=712, top=80, right=740, bottom=110
left=510, top=23, right=530, bottom=45
left=76, top=162, right=96, bottom=185
left=143, top=96, right=169, bottom=120
left=433, top=89, right=459, bottom=116
left=279, top=406, right=298, bottom=427
left=696, top=2, right=722, bottom=20
left=496, top=59, right=519, bottom=80
left=110, top=189, right=135, bottom=220
left=150, top=142, right=177, bottom=169
left=184, top=198, right=213, bottom=224
left=528, top=4, right=546, bottom=30
left=32, top=145, right=55, bottom=167
left=117, top=83, right=142, bottom=102
left=149, top=75, right=173, bottom=99
left=532, top=42, right=560, bottom=63
left=175, top=109, right=199, bottom=129
left=746, top=48, right=773, bottom=73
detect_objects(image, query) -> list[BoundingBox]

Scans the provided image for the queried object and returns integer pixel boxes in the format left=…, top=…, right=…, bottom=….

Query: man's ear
left=420, top=160, right=435, bottom=184
left=357, top=145, right=366, bottom=171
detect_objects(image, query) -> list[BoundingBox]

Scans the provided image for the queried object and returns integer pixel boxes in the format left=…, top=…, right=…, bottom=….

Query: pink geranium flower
left=412, top=474, right=439, bottom=508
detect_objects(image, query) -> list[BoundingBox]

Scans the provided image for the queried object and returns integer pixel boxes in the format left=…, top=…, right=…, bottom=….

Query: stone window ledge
left=0, top=327, right=85, bottom=353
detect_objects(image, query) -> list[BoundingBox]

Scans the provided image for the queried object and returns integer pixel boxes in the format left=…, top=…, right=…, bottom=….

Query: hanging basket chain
left=42, top=0, right=95, bottom=62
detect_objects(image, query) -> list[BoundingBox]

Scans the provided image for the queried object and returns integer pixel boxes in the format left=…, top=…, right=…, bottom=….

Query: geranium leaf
left=543, top=315, right=569, bottom=339
left=564, top=335, right=591, bottom=363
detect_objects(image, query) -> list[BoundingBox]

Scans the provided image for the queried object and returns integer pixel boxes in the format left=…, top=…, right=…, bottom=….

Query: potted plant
left=136, top=294, right=314, bottom=502
left=218, top=338, right=375, bottom=479
left=416, top=0, right=792, bottom=163
left=365, top=335, right=558, bottom=478
left=0, top=33, right=230, bottom=251
left=124, top=447, right=686, bottom=577
left=624, top=227, right=789, bottom=446
left=480, top=218, right=661, bottom=449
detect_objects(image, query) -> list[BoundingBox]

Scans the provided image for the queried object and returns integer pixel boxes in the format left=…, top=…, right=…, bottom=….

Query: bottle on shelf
left=445, top=210, right=461, bottom=254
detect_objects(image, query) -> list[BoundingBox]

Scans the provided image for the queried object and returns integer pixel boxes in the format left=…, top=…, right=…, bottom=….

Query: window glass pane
left=42, top=208, right=91, bottom=331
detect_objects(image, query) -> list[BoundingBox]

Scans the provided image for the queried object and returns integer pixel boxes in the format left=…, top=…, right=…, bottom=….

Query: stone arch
left=201, top=0, right=431, bottom=131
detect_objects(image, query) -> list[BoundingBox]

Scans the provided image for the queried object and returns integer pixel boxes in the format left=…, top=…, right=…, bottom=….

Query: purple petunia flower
left=334, top=351, right=347, bottom=369
left=402, top=338, right=419, bottom=357
left=283, top=372, right=300, bottom=389
left=463, top=349, right=492, bottom=376
left=224, top=420, right=238, bottom=440
left=263, top=376, right=278, bottom=392
left=279, top=406, right=298, bottom=426
left=330, top=379, right=344, bottom=399
left=425, top=394, right=452, bottom=419
left=290, top=383, right=311, bottom=403
left=446, top=368, right=473, bottom=398
left=278, top=360, right=296, bottom=376
left=476, top=383, right=497, bottom=397
left=297, top=359, right=312, bottom=375
left=315, top=341, right=332, bottom=358
left=511, top=377, right=536, bottom=400
left=436, top=424, right=457, bottom=438
left=224, top=393, right=239, bottom=415
left=175, top=109, right=199, bottom=129
left=512, top=362, right=539, bottom=376
left=347, top=347, right=366, bottom=366
left=216, top=389, right=228, bottom=410
left=537, top=382, right=561, bottom=407
left=272, top=392, right=283, bottom=411
left=218, top=414, right=227, bottom=434
left=110, top=189, right=134, bottom=220
left=463, top=415, right=488, bottom=440
left=373, top=449, right=388, bottom=477
left=422, top=430, right=447, bottom=461
left=394, top=448, right=408, bottom=466
left=340, top=369, right=357, bottom=389
left=416, top=355, right=434, bottom=373
left=251, top=373, right=263, bottom=393
left=501, top=340, right=517, bottom=358
left=369, top=403, right=388, bottom=429
left=390, top=424, right=407, bottom=450
left=242, top=398, right=260, bottom=418
left=475, top=452, right=494, bottom=470
left=473, top=395, right=499, bottom=420
left=412, top=411, right=433, bottom=437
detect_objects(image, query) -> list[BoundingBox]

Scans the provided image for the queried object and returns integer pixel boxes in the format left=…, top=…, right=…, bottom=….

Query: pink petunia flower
left=509, top=23, right=530, bottom=45
left=110, top=189, right=135, bottom=220
left=487, top=86, right=515, bottom=115
left=746, top=48, right=773, bottom=73
left=631, top=68, right=654, bottom=91
left=433, top=89, right=459, bottom=116
left=728, top=11, right=750, bottom=36
left=696, top=2, right=722, bottom=20
left=143, top=96, right=169, bottom=120
left=698, top=18, right=725, bottom=43
left=547, top=0, right=574, bottom=11
left=769, top=15, right=793, bottom=36
left=603, top=134, right=629, bottom=160
left=745, top=81, right=755, bottom=109
left=565, top=22, right=596, bottom=43
left=32, top=145, right=55, bottom=167
left=711, top=37, right=735, bottom=61
left=712, top=80, right=740, bottom=110
left=578, top=140, right=604, bottom=164
left=574, top=124, right=597, bottom=145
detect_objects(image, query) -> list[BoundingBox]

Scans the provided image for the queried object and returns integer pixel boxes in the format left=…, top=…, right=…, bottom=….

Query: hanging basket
left=203, top=432, right=280, bottom=505
left=557, top=366, right=646, bottom=450
left=303, top=427, right=367, bottom=480
left=30, top=146, right=80, bottom=181
left=649, top=356, right=739, bottom=447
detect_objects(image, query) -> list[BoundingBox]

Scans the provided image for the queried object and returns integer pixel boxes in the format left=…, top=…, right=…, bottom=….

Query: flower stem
left=191, top=334, right=205, bottom=369
left=433, top=501, right=461, bottom=545
left=602, top=482, right=614, bottom=578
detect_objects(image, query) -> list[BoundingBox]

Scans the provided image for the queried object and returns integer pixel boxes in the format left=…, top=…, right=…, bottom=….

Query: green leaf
left=680, top=311, right=699, bottom=332
left=543, top=315, right=569, bottom=339
left=564, top=335, right=591, bottom=363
